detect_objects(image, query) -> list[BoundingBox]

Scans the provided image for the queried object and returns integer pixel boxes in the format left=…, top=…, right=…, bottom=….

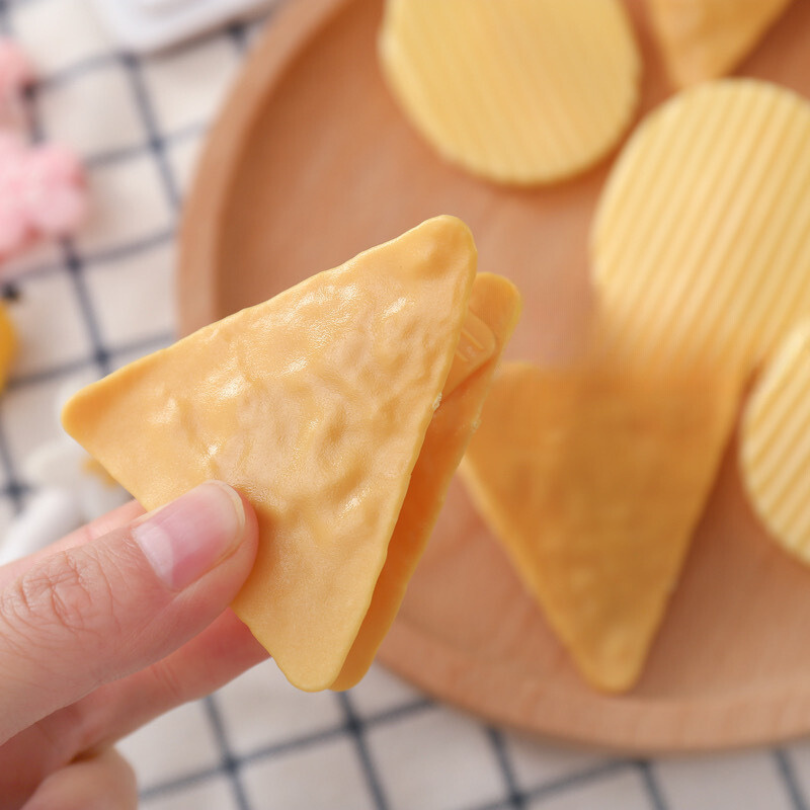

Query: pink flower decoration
left=23, top=144, right=87, bottom=236
left=0, top=135, right=87, bottom=260
left=0, top=40, right=88, bottom=264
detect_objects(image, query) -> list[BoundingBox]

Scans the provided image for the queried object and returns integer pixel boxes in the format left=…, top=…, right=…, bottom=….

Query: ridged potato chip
left=593, top=80, right=810, bottom=375
left=742, top=320, right=810, bottom=562
left=379, top=0, right=641, bottom=185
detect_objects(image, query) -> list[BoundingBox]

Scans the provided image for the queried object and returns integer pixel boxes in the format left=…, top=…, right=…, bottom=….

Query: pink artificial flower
left=0, top=40, right=88, bottom=264
left=0, top=139, right=87, bottom=261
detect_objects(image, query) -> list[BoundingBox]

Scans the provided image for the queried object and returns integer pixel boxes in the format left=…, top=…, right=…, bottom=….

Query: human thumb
left=0, top=481, right=257, bottom=743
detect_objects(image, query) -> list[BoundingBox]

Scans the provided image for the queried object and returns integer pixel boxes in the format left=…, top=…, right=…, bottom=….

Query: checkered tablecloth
left=3, top=1, right=810, bottom=808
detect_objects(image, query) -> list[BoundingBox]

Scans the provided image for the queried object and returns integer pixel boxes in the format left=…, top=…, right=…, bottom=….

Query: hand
left=0, top=481, right=266, bottom=809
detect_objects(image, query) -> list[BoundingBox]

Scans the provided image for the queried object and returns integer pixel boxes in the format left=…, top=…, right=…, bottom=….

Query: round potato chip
left=379, top=0, right=641, bottom=185
left=592, top=80, right=810, bottom=372
left=741, top=319, right=810, bottom=561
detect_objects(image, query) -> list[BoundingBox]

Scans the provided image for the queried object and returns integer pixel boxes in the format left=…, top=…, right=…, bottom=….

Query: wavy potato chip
left=647, top=0, right=793, bottom=88
left=742, top=320, right=810, bottom=562
left=62, top=216, right=521, bottom=691
left=593, top=80, right=810, bottom=374
left=379, top=0, right=641, bottom=185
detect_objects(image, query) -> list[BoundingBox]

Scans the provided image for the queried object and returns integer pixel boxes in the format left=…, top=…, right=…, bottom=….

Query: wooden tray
left=178, top=0, right=810, bottom=752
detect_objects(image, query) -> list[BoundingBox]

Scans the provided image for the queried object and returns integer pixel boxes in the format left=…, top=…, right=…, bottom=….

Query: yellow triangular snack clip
left=460, top=358, right=737, bottom=692
left=62, top=217, right=521, bottom=691
left=742, top=320, right=810, bottom=562
left=647, top=0, right=793, bottom=87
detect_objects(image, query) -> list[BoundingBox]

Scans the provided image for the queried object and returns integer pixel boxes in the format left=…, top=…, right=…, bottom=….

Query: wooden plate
left=178, top=0, right=810, bottom=752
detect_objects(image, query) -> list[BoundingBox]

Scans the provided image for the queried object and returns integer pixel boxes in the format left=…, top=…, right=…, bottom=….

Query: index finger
left=0, top=500, right=144, bottom=588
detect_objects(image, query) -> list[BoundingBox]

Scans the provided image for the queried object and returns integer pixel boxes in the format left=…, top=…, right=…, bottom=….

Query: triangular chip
left=62, top=216, right=521, bottom=691
left=379, top=0, right=641, bottom=185
left=333, top=272, right=521, bottom=689
left=460, top=358, right=737, bottom=691
left=741, top=319, right=810, bottom=561
left=647, top=0, right=793, bottom=88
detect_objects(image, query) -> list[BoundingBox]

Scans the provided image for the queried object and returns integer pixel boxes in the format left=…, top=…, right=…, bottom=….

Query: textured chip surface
left=460, top=358, right=737, bottom=691
left=62, top=216, right=521, bottom=691
left=593, top=80, right=810, bottom=374
left=742, top=320, right=810, bottom=563
left=379, top=0, right=641, bottom=185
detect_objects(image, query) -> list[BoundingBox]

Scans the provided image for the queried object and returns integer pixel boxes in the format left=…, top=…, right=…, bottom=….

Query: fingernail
left=133, top=481, right=246, bottom=590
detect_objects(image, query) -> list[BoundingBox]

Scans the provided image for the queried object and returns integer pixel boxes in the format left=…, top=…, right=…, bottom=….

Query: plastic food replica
left=646, top=0, right=794, bottom=88
left=379, top=0, right=641, bottom=185
left=60, top=0, right=810, bottom=698
left=461, top=80, right=810, bottom=691
left=741, top=319, right=810, bottom=566
left=62, top=217, right=521, bottom=691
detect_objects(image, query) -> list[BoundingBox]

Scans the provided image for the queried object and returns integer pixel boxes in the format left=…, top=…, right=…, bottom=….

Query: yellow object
left=460, top=359, right=737, bottom=691
left=379, top=0, right=641, bottom=185
left=0, top=303, right=15, bottom=391
left=592, top=80, right=810, bottom=374
left=647, top=0, right=793, bottom=88
left=81, top=456, right=121, bottom=489
left=459, top=79, right=810, bottom=693
left=62, top=216, right=521, bottom=692
left=741, top=320, right=810, bottom=562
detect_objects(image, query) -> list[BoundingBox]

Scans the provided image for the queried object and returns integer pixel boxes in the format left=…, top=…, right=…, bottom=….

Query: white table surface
left=1, top=1, right=810, bottom=808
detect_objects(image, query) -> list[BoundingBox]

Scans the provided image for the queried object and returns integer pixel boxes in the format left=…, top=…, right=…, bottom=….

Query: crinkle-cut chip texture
left=460, top=358, right=739, bottom=692
left=379, top=0, right=641, bottom=185
left=61, top=216, right=522, bottom=692
left=592, top=80, right=810, bottom=375
left=741, top=319, right=810, bottom=564
left=647, top=0, right=793, bottom=88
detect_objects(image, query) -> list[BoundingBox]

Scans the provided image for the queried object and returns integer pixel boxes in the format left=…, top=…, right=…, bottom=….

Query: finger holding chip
left=62, top=217, right=521, bottom=692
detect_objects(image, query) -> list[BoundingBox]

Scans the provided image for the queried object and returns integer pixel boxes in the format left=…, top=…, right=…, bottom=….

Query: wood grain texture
left=178, top=0, right=810, bottom=752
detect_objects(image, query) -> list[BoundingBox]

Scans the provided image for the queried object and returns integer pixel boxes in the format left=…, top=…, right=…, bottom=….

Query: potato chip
left=741, top=320, right=810, bottom=562
left=62, top=216, right=521, bottom=691
left=460, top=356, right=737, bottom=691
left=647, top=0, right=793, bottom=88
left=379, top=0, right=641, bottom=185
left=592, top=80, right=810, bottom=375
